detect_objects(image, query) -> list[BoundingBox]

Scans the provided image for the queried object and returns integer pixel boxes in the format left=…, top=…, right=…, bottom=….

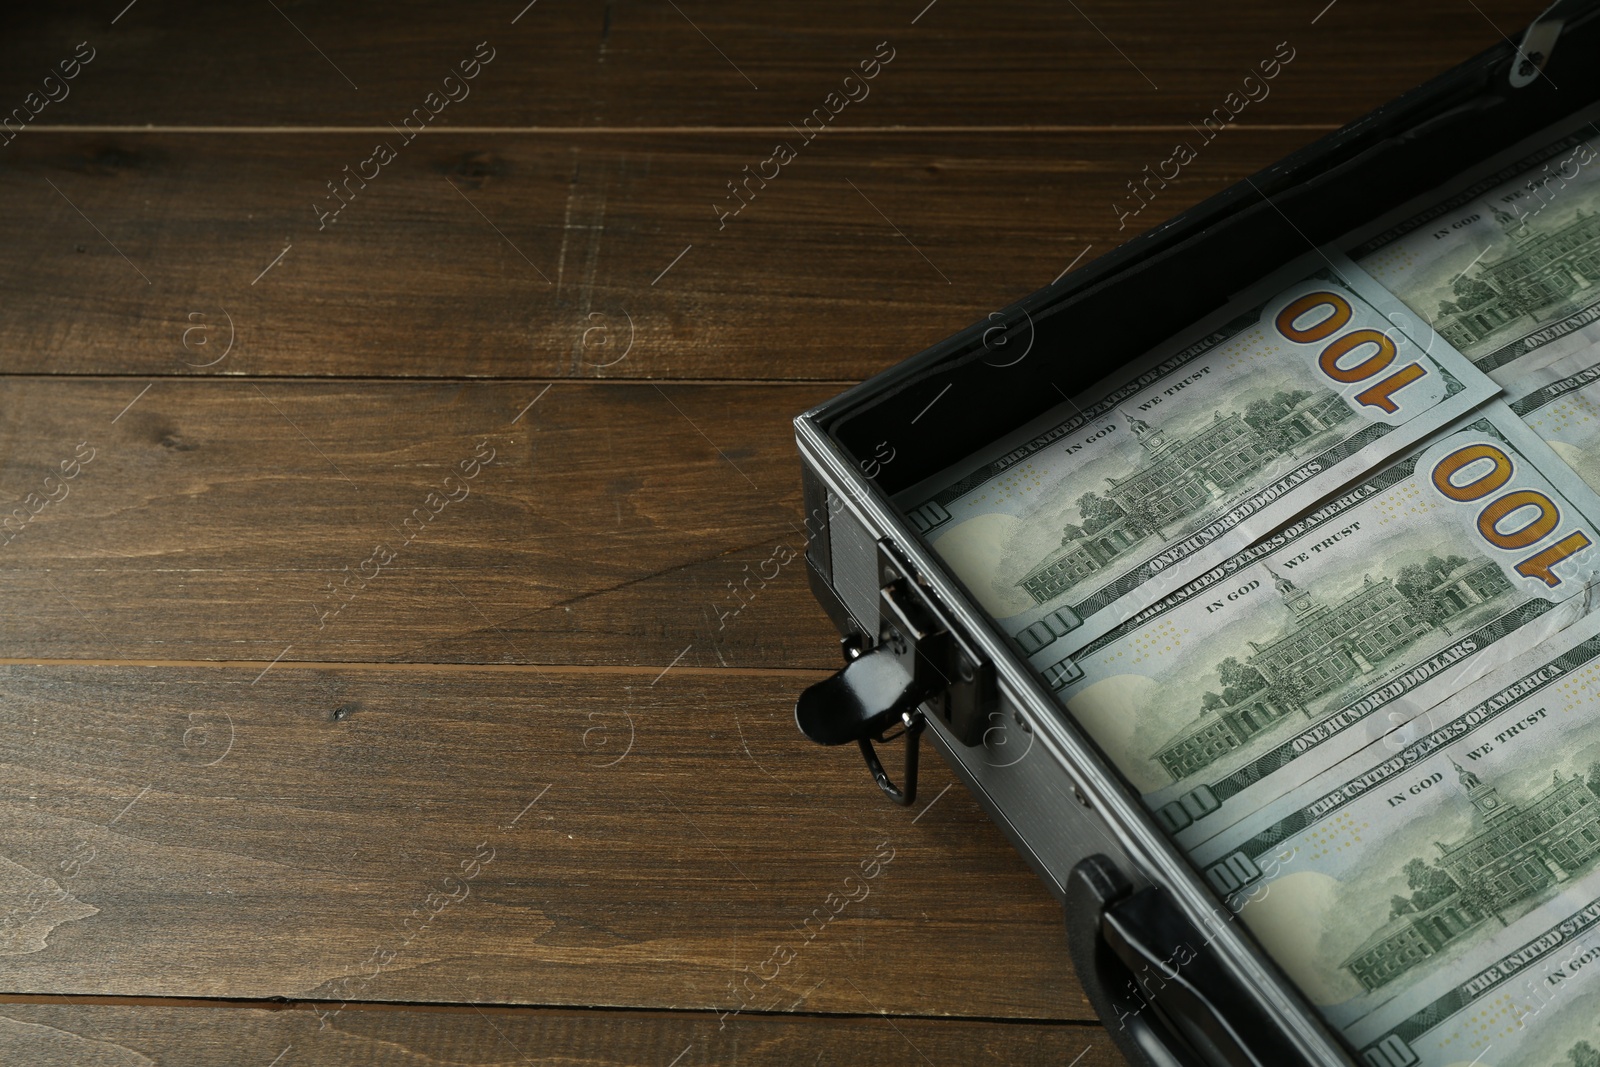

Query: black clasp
left=860, top=710, right=924, bottom=805
left=796, top=642, right=928, bottom=805
left=796, top=539, right=994, bottom=805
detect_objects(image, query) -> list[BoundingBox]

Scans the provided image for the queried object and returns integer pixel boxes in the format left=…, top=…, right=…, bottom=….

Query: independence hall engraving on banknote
left=1153, top=562, right=1511, bottom=781
left=1342, top=761, right=1600, bottom=994
left=1018, top=395, right=1351, bottom=604
left=1434, top=204, right=1600, bottom=349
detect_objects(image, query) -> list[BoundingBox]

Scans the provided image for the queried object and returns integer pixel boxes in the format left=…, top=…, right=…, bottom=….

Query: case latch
left=795, top=539, right=996, bottom=804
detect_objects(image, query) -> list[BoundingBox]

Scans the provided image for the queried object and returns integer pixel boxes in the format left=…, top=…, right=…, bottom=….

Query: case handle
left=1064, top=856, right=1310, bottom=1067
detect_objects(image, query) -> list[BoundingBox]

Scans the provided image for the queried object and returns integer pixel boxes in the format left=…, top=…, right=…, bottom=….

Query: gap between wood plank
left=0, top=991, right=1103, bottom=1028
left=0, top=374, right=859, bottom=386
left=0, top=657, right=833, bottom=678
left=21, top=123, right=1341, bottom=134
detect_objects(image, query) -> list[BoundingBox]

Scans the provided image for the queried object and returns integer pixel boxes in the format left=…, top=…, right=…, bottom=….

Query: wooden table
left=0, top=2, right=1546, bottom=1062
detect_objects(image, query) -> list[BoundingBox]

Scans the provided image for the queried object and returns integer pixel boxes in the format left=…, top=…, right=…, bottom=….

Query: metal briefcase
left=790, top=5, right=1600, bottom=1064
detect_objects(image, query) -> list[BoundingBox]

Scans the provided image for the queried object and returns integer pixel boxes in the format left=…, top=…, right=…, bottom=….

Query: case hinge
left=1510, top=0, right=1583, bottom=88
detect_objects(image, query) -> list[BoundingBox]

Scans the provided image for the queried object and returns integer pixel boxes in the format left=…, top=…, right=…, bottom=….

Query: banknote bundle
left=896, top=112, right=1600, bottom=1047
left=1210, top=610, right=1600, bottom=1062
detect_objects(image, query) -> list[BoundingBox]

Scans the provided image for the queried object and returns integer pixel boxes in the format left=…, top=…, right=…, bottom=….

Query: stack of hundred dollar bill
left=899, top=110, right=1600, bottom=1064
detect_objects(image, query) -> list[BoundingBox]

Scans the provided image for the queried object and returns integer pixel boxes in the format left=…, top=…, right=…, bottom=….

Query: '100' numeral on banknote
left=1274, top=286, right=1440, bottom=417
left=1429, top=438, right=1592, bottom=586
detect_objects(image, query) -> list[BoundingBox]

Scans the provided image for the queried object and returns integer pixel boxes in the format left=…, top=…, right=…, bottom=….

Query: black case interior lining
left=826, top=14, right=1600, bottom=501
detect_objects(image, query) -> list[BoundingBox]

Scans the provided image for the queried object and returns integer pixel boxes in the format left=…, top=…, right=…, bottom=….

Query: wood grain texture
left=0, top=0, right=1538, bottom=1059
left=4, top=128, right=1316, bottom=380
left=0, top=0, right=1545, bottom=128
left=0, top=662, right=1082, bottom=1021
left=0, top=378, right=846, bottom=669
left=0, top=1004, right=1124, bottom=1066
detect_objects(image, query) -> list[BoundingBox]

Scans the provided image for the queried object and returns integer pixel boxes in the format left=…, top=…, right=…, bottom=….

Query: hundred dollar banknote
left=1352, top=117, right=1600, bottom=390
left=1190, top=610, right=1600, bottom=1035
left=1044, top=401, right=1600, bottom=850
left=1350, top=894, right=1600, bottom=1067
left=897, top=252, right=1498, bottom=665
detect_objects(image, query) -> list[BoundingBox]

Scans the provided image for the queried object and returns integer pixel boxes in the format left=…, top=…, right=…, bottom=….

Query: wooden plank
left=0, top=378, right=850, bottom=668
left=0, top=4, right=1518, bottom=1054
left=4, top=128, right=1326, bottom=380
left=0, top=663, right=1087, bottom=1022
left=0, top=1003, right=1128, bottom=1066
left=0, top=0, right=1544, bottom=128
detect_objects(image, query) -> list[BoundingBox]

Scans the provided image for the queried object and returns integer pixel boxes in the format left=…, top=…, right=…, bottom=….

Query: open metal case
left=791, top=4, right=1600, bottom=1064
